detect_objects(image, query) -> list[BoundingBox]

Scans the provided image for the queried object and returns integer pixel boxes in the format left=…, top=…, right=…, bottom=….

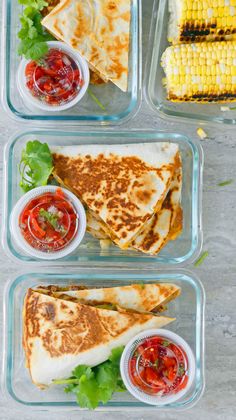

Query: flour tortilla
left=38, top=283, right=181, bottom=313
left=23, top=289, right=174, bottom=387
left=51, top=142, right=180, bottom=249
left=42, top=0, right=131, bottom=91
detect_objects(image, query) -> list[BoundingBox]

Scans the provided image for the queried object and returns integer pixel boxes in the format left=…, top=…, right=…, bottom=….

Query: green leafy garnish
left=18, top=0, right=54, bottom=60
left=178, top=365, right=185, bottom=376
left=53, top=346, right=126, bottom=410
left=39, top=208, right=66, bottom=234
left=154, top=359, right=159, bottom=368
left=194, top=251, right=209, bottom=267
left=87, top=88, right=106, bottom=111
left=19, top=140, right=53, bottom=192
left=162, top=340, right=170, bottom=347
left=217, top=179, right=234, bottom=187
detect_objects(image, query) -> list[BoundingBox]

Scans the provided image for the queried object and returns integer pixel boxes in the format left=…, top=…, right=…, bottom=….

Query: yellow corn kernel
left=171, top=0, right=236, bottom=44
left=161, top=41, right=236, bottom=103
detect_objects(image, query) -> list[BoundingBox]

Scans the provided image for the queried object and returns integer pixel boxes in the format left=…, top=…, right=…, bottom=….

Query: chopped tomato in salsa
left=129, top=336, right=189, bottom=396
left=25, top=48, right=83, bottom=106
left=19, top=189, right=78, bottom=252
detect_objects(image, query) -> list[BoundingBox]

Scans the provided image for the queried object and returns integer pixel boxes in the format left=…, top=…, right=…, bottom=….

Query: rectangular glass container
left=1, top=0, right=141, bottom=125
left=2, top=129, right=203, bottom=266
left=145, top=0, right=236, bottom=126
left=2, top=269, right=205, bottom=411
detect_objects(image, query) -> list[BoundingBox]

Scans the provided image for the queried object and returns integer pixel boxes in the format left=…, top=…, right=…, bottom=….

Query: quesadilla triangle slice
left=85, top=161, right=183, bottom=255
left=131, top=164, right=183, bottom=255
left=42, top=283, right=181, bottom=313
left=42, top=0, right=131, bottom=91
left=23, top=290, right=175, bottom=388
left=51, top=142, right=181, bottom=249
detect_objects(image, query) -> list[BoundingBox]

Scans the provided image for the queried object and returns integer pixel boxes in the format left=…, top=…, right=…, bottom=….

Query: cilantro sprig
left=18, top=0, right=54, bottom=60
left=19, top=140, right=53, bottom=192
left=53, top=347, right=126, bottom=410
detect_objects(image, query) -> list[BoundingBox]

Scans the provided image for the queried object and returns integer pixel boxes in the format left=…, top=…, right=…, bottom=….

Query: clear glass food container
left=1, top=0, right=141, bottom=125
left=2, top=129, right=203, bottom=266
left=2, top=269, right=205, bottom=411
left=145, top=0, right=236, bottom=126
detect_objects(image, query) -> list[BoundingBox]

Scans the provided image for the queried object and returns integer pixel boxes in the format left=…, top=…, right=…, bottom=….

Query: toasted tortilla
left=42, top=0, right=131, bottom=91
left=85, top=163, right=182, bottom=255
left=23, top=289, right=174, bottom=387
left=51, top=143, right=180, bottom=249
left=36, top=283, right=181, bottom=312
left=131, top=164, right=182, bottom=255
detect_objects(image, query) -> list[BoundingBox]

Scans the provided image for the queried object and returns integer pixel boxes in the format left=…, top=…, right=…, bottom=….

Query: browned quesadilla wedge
left=23, top=289, right=174, bottom=388
left=85, top=163, right=183, bottom=255
left=34, top=283, right=181, bottom=313
left=42, top=0, right=131, bottom=91
left=131, top=164, right=182, bottom=255
left=51, top=143, right=181, bottom=249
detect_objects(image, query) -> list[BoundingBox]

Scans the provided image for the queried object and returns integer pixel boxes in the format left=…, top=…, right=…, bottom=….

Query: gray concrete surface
left=0, top=0, right=236, bottom=419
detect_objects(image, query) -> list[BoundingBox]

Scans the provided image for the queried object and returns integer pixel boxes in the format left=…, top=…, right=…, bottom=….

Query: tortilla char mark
left=24, top=291, right=156, bottom=359
left=52, top=152, right=176, bottom=241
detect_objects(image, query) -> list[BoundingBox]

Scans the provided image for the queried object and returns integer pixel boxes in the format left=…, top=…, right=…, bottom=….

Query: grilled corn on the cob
left=168, top=0, right=236, bottom=44
left=161, top=41, right=236, bottom=102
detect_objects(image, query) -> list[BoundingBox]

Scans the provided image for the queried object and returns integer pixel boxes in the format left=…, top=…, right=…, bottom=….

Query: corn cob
left=161, top=41, right=236, bottom=102
left=168, top=0, right=236, bottom=44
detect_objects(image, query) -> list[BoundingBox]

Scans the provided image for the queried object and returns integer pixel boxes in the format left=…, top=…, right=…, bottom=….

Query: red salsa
left=25, top=48, right=83, bottom=106
left=129, top=336, right=189, bottom=397
left=19, top=189, right=78, bottom=253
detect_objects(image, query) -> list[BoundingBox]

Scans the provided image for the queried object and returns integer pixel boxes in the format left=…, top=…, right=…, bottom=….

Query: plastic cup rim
left=10, top=186, right=87, bottom=260
left=120, top=328, right=196, bottom=406
left=17, top=40, right=90, bottom=112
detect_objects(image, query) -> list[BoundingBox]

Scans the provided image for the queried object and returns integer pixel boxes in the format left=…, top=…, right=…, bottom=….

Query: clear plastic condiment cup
left=17, top=41, right=90, bottom=112
left=120, top=329, right=196, bottom=406
left=10, top=186, right=87, bottom=260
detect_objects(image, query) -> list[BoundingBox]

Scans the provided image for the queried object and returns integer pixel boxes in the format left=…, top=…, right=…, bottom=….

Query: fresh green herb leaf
left=108, top=346, right=124, bottom=365
left=39, top=208, right=65, bottom=233
left=154, top=359, right=159, bottom=367
left=139, top=282, right=145, bottom=290
left=19, top=140, right=53, bottom=192
left=217, top=179, right=234, bottom=187
left=162, top=340, right=170, bottom=347
left=87, top=88, right=106, bottom=111
left=76, top=374, right=101, bottom=409
left=72, top=366, right=93, bottom=380
left=53, top=347, right=126, bottom=410
left=18, top=0, right=54, bottom=60
left=194, top=251, right=209, bottom=267
left=221, top=106, right=236, bottom=112
left=178, top=365, right=185, bottom=376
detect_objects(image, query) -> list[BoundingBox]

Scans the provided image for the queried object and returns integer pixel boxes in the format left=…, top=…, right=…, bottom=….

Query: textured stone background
left=0, top=1, right=236, bottom=419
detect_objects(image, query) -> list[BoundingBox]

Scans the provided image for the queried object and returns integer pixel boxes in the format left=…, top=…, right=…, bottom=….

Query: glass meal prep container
left=145, top=0, right=236, bottom=127
left=2, top=269, right=205, bottom=411
left=2, top=129, right=203, bottom=266
left=1, top=0, right=141, bottom=125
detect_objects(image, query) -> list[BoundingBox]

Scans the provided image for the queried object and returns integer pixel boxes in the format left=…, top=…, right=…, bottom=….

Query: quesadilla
left=131, top=164, right=182, bottom=255
left=23, top=289, right=174, bottom=388
left=42, top=0, right=131, bottom=91
left=51, top=143, right=180, bottom=249
left=85, top=163, right=183, bottom=255
left=35, top=283, right=181, bottom=313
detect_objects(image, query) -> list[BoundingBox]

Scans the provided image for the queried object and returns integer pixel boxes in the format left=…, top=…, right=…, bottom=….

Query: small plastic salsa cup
left=120, top=329, right=196, bottom=406
left=10, top=186, right=86, bottom=260
left=17, top=41, right=90, bottom=112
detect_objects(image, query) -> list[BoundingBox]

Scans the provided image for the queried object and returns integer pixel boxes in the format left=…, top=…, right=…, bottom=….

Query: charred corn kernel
left=168, top=0, right=236, bottom=44
left=197, top=128, right=208, bottom=140
left=161, top=41, right=236, bottom=103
